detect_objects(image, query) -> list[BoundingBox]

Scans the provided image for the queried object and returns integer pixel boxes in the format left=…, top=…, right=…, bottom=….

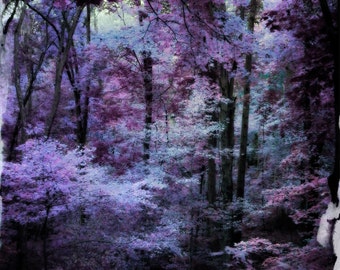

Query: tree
left=142, top=50, right=153, bottom=161
left=7, top=3, right=51, bottom=160
left=263, top=0, right=338, bottom=266
left=2, top=0, right=336, bottom=268
left=0, top=0, right=15, bottom=247
left=177, top=0, right=241, bottom=203
left=63, top=3, right=94, bottom=146
left=205, top=97, right=218, bottom=204
left=217, top=61, right=237, bottom=203
left=237, top=0, right=261, bottom=199
left=1, top=140, right=85, bottom=269
left=43, top=5, right=84, bottom=139
left=2, top=0, right=86, bottom=142
left=263, top=0, right=336, bottom=182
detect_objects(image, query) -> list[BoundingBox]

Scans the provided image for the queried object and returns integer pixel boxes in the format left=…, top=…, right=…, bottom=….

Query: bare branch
left=145, top=0, right=177, bottom=38
left=24, top=1, right=61, bottom=41
left=3, top=0, right=20, bottom=35
left=179, top=0, right=231, bottom=43
left=181, top=1, right=193, bottom=37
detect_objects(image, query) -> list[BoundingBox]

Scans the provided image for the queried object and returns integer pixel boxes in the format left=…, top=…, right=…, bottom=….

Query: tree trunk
left=236, top=0, right=259, bottom=199
left=42, top=206, right=51, bottom=270
left=80, top=90, right=90, bottom=145
left=205, top=98, right=218, bottom=204
left=45, top=8, right=83, bottom=139
left=81, top=5, right=91, bottom=145
left=217, top=62, right=237, bottom=203
left=13, top=7, right=27, bottom=145
left=86, top=4, right=91, bottom=44
left=65, top=43, right=90, bottom=146
left=207, top=158, right=216, bottom=204
left=45, top=44, right=63, bottom=138
left=236, top=54, right=252, bottom=198
left=0, top=0, right=16, bottom=248
left=8, top=13, right=49, bottom=160
left=199, top=165, right=206, bottom=195
left=142, top=51, right=153, bottom=161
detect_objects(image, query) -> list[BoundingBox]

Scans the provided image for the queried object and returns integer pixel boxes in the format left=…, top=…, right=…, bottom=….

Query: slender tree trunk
left=199, top=165, right=206, bottom=195
left=65, top=47, right=89, bottom=146
left=205, top=98, right=218, bottom=204
left=236, top=0, right=259, bottom=199
left=13, top=7, right=26, bottom=145
left=217, top=62, right=237, bottom=203
left=72, top=85, right=89, bottom=146
left=86, top=4, right=91, bottom=44
left=42, top=206, right=51, bottom=270
left=142, top=51, right=153, bottom=161
left=207, top=158, right=216, bottom=204
left=81, top=5, right=91, bottom=145
left=81, top=90, right=90, bottom=145
left=236, top=54, right=252, bottom=198
left=163, top=103, right=170, bottom=145
left=8, top=13, right=49, bottom=160
left=45, top=8, right=83, bottom=138
left=207, top=116, right=217, bottom=204
left=56, top=6, right=91, bottom=146
left=8, top=57, right=45, bottom=160
left=64, top=45, right=85, bottom=145
left=74, top=87, right=84, bottom=143
left=45, top=43, right=63, bottom=138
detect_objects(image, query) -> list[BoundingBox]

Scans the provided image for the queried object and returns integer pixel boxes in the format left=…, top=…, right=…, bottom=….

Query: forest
left=0, top=0, right=339, bottom=269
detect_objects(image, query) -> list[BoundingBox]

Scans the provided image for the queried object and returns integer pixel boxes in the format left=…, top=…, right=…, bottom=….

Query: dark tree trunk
left=86, top=4, right=91, bottom=44
left=64, top=12, right=91, bottom=147
left=80, top=4, right=91, bottom=146
left=199, top=165, right=206, bottom=195
left=8, top=6, right=47, bottom=160
left=45, top=8, right=83, bottom=139
left=218, top=61, right=237, bottom=203
left=236, top=54, right=252, bottom=198
left=207, top=157, right=217, bottom=204
left=66, top=41, right=91, bottom=147
left=80, top=91, right=90, bottom=145
left=205, top=98, right=218, bottom=204
left=13, top=8, right=26, bottom=144
left=65, top=69, right=89, bottom=146
left=142, top=51, right=153, bottom=161
left=42, top=206, right=51, bottom=270
left=236, top=0, right=259, bottom=199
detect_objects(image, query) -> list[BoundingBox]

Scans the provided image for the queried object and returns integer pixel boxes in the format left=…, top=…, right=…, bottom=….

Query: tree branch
left=24, top=1, right=61, bottom=41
